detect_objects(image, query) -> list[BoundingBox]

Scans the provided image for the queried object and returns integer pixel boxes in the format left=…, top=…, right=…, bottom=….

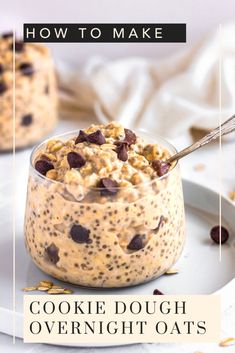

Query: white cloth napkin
left=58, top=23, right=235, bottom=139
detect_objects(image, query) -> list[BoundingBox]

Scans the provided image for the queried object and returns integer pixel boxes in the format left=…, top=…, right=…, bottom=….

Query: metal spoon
left=166, top=115, right=235, bottom=164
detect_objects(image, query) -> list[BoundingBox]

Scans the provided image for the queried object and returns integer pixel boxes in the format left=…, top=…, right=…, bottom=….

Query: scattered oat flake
left=47, top=288, right=66, bottom=294
left=194, top=163, right=206, bottom=172
left=219, top=337, right=235, bottom=347
left=165, top=268, right=179, bottom=275
left=228, top=191, right=235, bottom=202
left=23, top=280, right=73, bottom=294
left=23, top=286, right=37, bottom=292
left=39, top=280, right=53, bottom=286
left=37, top=286, right=50, bottom=291
left=37, top=283, right=52, bottom=289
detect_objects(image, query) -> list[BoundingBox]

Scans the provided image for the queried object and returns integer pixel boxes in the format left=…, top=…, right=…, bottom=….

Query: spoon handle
left=166, top=115, right=235, bottom=164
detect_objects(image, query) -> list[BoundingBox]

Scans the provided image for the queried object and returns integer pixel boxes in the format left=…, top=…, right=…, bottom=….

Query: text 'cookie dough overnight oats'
left=24, top=122, right=185, bottom=287
left=0, top=32, right=58, bottom=150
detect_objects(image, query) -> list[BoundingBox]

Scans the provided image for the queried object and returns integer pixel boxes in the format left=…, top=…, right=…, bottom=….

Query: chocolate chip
left=0, top=81, right=7, bottom=95
left=21, top=114, right=33, bottom=126
left=153, top=215, right=165, bottom=233
left=44, top=85, right=49, bottom=94
left=2, top=31, right=13, bottom=38
left=210, top=225, right=229, bottom=244
left=127, top=234, right=144, bottom=251
left=124, top=128, right=137, bottom=145
left=11, top=40, right=24, bottom=52
left=75, top=130, right=88, bottom=144
left=153, top=289, right=164, bottom=295
left=45, top=243, right=59, bottom=264
left=152, top=160, right=171, bottom=177
left=75, top=129, right=106, bottom=145
left=0, top=64, right=3, bottom=74
left=116, top=143, right=128, bottom=161
left=19, top=62, right=34, bottom=76
left=98, top=178, right=119, bottom=196
left=40, top=154, right=53, bottom=162
left=70, top=224, right=91, bottom=244
left=67, top=152, right=86, bottom=169
left=87, top=130, right=106, bottom=145
left=35, top=160, right=54, bottom=176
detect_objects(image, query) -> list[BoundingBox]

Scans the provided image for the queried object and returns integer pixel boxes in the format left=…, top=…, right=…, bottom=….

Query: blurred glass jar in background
left=0, top=32, right=58, bottom=151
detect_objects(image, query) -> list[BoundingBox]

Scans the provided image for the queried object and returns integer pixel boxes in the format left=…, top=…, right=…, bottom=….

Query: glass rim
left=29, top=128, right=179, bottom=191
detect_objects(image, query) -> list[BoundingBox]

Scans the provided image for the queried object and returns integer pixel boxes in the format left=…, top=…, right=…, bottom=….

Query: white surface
left=0, top=118, right=235, bottom=352
left=1, top=179, right=235, bottom=342
left=0, top=0, right=235, bottom=64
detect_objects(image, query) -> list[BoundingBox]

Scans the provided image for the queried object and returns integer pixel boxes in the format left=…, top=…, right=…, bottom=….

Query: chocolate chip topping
left=21, top=114, right=33, bottom=126
left=67, top=152, right=86, bottom=169
left=19, top=62, right=34, bottom=76
left=124, top=128, right=137, bottom=145
left=2, top=31, right=13, bottom=38
left=0, top=81, right=7, bottom=95
left=0, top=64, right=3, bottom=74
left=152, top=160, right=171, bottom=177
left=210, top=225, right=229, bottom=244
left=153, top=289, right=164, bottom=295
left=35, top=160, right=54, bottom=176
left=75, top=129, right=106, bottom=145
left=70, top=224, right=91, bottom=244
left=45, top=243, right=60, bottom=264
left=127, top=234, right=144, bottom=251
left=116, top=143, right=128, bottom=161
left=86, top=130, right=106, bottom=145
left=75, top=130, right=88, bottom=144
left=98, top=178, right=119, bottom=196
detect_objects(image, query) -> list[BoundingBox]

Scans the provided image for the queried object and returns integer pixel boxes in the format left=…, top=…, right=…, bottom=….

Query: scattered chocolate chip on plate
left=153, top=289, right=164, bottom=295
left=210, top=225, right=229, bottom=244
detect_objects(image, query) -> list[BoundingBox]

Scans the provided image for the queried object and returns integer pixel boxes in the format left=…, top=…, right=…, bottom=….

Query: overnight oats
left=24, top=122, right=185, bottom=287
left=0, top=32, right=58, bottom=151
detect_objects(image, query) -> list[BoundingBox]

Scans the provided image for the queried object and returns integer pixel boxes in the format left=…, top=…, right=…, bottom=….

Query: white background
left=1, top=0, right=235, bottom=64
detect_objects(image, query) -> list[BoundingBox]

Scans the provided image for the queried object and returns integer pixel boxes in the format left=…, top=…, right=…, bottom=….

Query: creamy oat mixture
left=34, top=122, right=172, bottom=190
left=25, top=122, right=185, bottom=287
left=0, top=31, right=58, bottom=150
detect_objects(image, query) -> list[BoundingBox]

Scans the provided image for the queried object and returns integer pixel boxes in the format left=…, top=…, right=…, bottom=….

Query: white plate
left=0, top=165, right=235, bottom=346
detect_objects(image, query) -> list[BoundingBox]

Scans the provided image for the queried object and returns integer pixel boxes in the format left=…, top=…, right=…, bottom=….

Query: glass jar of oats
left=24, top=122, right=185, bottom=288
left=0, top=31, right=58, bottom=151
